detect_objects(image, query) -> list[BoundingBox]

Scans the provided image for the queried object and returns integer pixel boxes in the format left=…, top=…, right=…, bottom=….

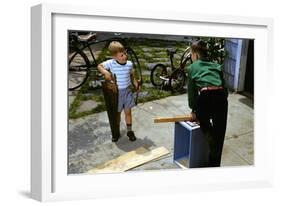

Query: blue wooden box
left=173, top=121, right=209, bottom=168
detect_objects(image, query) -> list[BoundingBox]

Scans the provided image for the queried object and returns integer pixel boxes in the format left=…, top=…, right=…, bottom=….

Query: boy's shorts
left=118, top=87, right=135, bottom=112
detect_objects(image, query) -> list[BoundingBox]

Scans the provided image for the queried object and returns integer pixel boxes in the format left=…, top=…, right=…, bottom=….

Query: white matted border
left=31, top=3, right=274, bottom=202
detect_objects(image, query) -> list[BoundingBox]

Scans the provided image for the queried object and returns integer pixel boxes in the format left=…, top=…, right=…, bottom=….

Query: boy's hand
left=135, top=80, right=141, bottom=92
left=97, top=64, right=113, bottom=82
left=104, top=73, right=113, bottom=81
left=190, top=112, right=197, bottom=122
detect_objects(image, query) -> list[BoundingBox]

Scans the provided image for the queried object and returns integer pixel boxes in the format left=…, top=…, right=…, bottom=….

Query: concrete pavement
left=68, top=93, right=253, bottom=174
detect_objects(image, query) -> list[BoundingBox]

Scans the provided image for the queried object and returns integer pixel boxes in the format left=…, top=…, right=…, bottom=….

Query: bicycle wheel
left=169, top=68, right=186, bottom=93
left=180, top=46, right=191, bottom=68
left=150, top=64, right=168, bottom=86
left=68, top=46, right=90, bottom=90
left=126, top=47, right=142, bottom=83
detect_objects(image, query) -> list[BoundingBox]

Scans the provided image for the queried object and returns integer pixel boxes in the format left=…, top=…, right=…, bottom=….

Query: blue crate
left=173, top=121, right=209, bottom=168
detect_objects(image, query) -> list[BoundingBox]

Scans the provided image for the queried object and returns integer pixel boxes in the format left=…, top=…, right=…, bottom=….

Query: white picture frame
left=31, top=3, right=274, bottom=202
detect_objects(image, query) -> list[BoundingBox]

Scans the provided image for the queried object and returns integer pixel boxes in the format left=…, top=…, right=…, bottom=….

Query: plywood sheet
left=87, top=146, right=170, bottom=174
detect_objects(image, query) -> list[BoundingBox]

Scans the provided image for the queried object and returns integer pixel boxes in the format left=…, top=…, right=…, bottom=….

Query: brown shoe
left=127, top=131, right=136, bottom=141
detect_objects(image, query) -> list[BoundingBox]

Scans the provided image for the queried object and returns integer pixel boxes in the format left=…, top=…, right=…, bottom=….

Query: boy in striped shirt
left=97, top=41, right=140, bottom=142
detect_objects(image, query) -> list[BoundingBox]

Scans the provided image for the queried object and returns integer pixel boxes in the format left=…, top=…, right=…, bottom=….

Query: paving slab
left=221, top=143, right=250, bottom=167
left=69, top=96, right=75, bottom=107
left=76, top=100, right=99, bottom=113
left=225, top=94, right=253, bottom=138
left=224, top=132, right=254, bottom=165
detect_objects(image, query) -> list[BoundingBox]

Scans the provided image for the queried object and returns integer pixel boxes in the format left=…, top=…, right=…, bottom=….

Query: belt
left=200, top=86, right=223, bottom=92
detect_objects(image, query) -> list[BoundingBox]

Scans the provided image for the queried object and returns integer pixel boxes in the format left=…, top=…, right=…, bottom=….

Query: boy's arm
left=97, top=63, right=112, bottom=81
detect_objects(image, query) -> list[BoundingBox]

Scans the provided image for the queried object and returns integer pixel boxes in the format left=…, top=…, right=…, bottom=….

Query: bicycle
left=68, top=32, right=142, bottom=91
left=150, top=46, right=192, bottom=93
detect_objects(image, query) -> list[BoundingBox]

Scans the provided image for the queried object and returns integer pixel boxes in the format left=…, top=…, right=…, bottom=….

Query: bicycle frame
left=168, top=46, right=191, bottom=72
left=68, top=32, right=142, bottom=91
left=150, top=46, right=191, bottom=93
left=169, top=51, right=176, bottom=69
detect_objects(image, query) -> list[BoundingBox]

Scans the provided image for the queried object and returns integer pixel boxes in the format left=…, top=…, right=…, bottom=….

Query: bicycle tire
left=150, top=64, right=168, bottom=86
left=126, top=47, right=142, bottom=84
left=169, top=68, right=186, bottom=93
left=68, top=46, right=90, bottom=91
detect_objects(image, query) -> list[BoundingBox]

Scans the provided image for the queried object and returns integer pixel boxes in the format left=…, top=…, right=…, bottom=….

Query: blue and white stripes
left=102, top=59, right=133, bottom=89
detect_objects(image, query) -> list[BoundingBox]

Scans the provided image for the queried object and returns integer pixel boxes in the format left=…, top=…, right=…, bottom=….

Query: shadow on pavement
left=239, top=97, right=254, bottom=109
left=114, top=135, right=157, bottom=152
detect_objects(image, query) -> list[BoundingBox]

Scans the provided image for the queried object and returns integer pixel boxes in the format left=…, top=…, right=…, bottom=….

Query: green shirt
left=187, top=60, right=222, bottom=111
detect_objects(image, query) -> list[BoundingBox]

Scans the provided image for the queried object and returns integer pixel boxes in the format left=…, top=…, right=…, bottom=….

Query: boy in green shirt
left=187, top=40, right=228, bottom=167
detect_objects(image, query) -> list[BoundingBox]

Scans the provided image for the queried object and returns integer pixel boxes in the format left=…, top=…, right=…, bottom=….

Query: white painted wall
left=224, top=39, right=249, bottom=91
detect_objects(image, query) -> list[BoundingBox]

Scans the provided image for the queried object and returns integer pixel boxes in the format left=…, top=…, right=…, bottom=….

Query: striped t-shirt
left=102, top=59, right=133, bottom=89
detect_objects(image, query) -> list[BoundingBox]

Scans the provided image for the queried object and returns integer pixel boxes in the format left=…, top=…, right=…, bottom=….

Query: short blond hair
left=108, top=41, right=125, bottom=56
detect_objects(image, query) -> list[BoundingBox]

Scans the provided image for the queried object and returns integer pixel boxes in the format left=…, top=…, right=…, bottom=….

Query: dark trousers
left=195, top=89, right=228, bottom=167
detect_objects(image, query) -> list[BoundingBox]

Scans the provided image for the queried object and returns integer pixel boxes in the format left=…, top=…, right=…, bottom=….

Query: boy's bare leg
left=124, top=108, right=132, bottom=125
left=124, top=108, right=136, bottom=141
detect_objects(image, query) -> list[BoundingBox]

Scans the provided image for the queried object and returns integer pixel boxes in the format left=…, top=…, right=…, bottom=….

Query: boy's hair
left=191, top=40, right=208, bottom=60
left=108, top=41, right=125, bottom=56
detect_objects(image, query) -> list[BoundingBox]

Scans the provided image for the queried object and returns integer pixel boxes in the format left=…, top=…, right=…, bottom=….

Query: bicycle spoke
left=169, top=69, right=186, bottom=93
left=68, top=46, right=90, bottom=90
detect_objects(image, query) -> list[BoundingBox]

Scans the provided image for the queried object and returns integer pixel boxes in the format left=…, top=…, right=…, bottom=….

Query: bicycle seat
left=167, top=48, right=177, bottom=55
left=78, top=33, right=97, bottom=43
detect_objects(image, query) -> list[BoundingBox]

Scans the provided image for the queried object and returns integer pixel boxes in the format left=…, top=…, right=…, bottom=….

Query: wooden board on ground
left=154, top=115, right=193, bottom=123
left=87, top=146, right=170, bottom=174
left=87, top=147, right=148, bottom=174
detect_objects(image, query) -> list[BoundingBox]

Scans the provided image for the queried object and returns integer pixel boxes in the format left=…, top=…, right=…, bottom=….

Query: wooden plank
left=102, top=78, right=119, bottom=139
left=154, top=115, right=193, bottom=123
left=122, top=146, right=170, bottom=171
left=87, top=147, right=148, bottom=174
left=87, top=146, right=170, bottom=174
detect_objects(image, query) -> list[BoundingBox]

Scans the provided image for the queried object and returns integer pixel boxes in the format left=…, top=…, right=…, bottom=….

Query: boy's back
left=188, top=60, right=222, bottom=88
